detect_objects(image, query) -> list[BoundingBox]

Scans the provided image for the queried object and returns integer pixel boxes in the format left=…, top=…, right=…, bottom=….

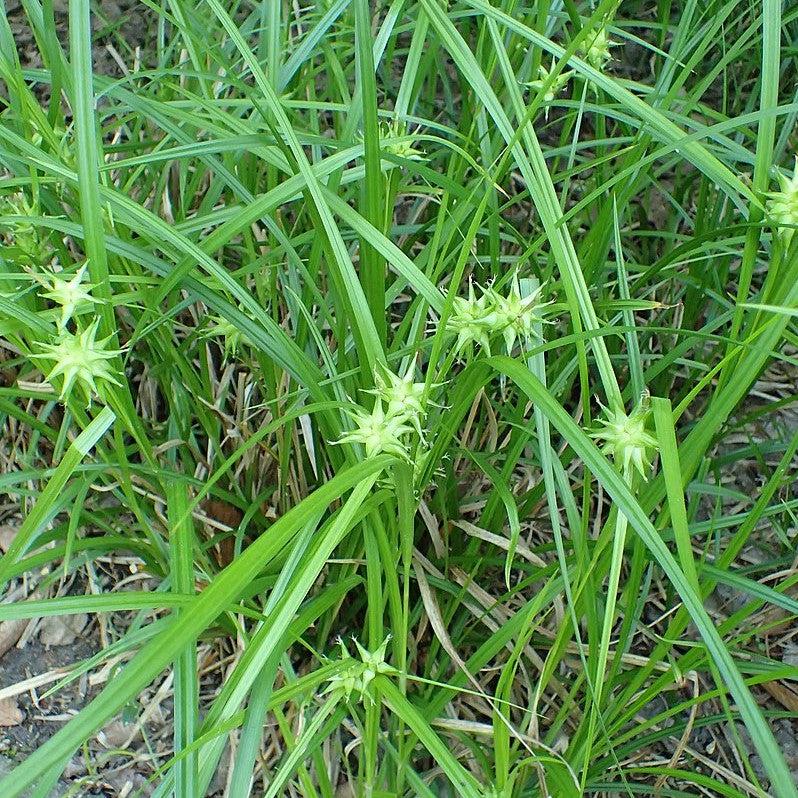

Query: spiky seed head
left=324, top=636, right=395, bottom=705
left=590, top=396, right=658, bottom=479
left=0, top=193, right=41, bottom=261
left=201, top=316, right=245, bottom=358
left=39, top=263, right=100, bottom=330
left=525, top=61, right=574, bottom=119
left=766, top=157, right=798, bottom=245
left=379, top=119, right=424, bottom=161
left=578, top=23, right=618, bottom=71
left=353, top=635, right=393, bottom=674
left=366, top=363, right=429, bottom=439
left=446, top=281, right=498, bottom=356
left=337, top=400, right=413, bottom=459
left=32, top=318, right=122, bottom=407
left=489, top=274, right=550, bottom=354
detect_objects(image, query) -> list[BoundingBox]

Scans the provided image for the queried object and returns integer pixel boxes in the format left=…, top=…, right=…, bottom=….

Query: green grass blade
left=167, top=482, right=198, bottom=797
left=0, top=407, right=114, bottom=589
left=479, top=356, right=796, bottom=798
left=0, top=457, right=389, bottom=797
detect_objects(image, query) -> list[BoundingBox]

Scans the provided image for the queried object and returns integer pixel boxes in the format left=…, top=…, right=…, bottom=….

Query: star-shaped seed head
left=201, top=316, right=245, bottom=358
left=591, top=397, right=658, bottom=479
left=446, top=281, right=498, bottom=356
left=379, top=119, right=425, bottom=162
left=489, top=274, right=550, bottom=354
left=0, top=193, right=41, bottom=261
left=337, top=399, right=413, bottom=459
left=366, top=363, right=430, bottom=439
left=324, top=636, right=394, bottom=705
left=766, top=157, right=798, bottom=245
left=32, top=319, right=122, bottom=407
left=39, top=263, right=100, bottom=330
left=525, top=61, right=574, bottom=119
left=578, top=23, right=618, bottom=71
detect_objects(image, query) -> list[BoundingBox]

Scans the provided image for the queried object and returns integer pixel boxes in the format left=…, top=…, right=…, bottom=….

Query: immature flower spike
left=0, top=193, right=41, bottom=261
left=39, top=263, right=100, bottom=330
left=324, top=636, right=394, bottom=705
left=578, top=23, right=617, bottom=71
left=337, top=399, right=413, bottom=459
left=446, top=281, right=497, bottom=356
left=379, top=120, right=424, bottom=161
left=766, top=158, right=798, bottom=245
left=32, top=319, right=122, bottom=407
left=489, top=274, right=550, bottom=354
left=591, top=397, right=658, bottom=479
left=202, top=316, right=245, bottom=358
left=367, top=363, right=429, bottom=439
left=525, top=61, right=573, bottom=119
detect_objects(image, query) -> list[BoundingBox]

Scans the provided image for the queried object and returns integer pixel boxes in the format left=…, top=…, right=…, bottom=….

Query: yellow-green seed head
left=201, top=316, right=245, bottom=358
left=578, top=24, right=617, bottom=71
left=379, top=120, right=424, bottom=161
left=324, top=636, right=394, bottom=705
left=367, top=363, right=429, bottom=440
left=0, top=193, right=42, bottom=262
left=525, top=61, right=574, bottom=119
left=337, top=399, right=413, bottom=459
left=39, top=263, right=100, bottom=330
left=446, top=281, right=498, bottom=355
left=590, top=397, right=658, bottom=479
left=489, top=274, right=550, bottom=354
left=766, top=158, right=798, bottom=245
left=32, top=318, right=122, bottom=407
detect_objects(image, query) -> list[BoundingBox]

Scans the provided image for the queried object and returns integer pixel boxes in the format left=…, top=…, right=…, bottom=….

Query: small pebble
left=782, top=642, right=798, bottom=669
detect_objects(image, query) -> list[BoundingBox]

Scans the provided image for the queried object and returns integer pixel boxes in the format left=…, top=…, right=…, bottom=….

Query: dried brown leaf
left=0, top=698, right=23, bottom=727
left=761, top=680, right=798, bottom=712
left=39, top=613, right=87, bottom=647
left=0, top=619, right=28, bottom=660
left=413, top=556, right=484, bottom=697
left=0, top=525, right=18, bottom=554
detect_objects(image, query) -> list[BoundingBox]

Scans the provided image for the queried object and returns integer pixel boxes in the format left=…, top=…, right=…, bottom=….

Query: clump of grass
left=0, top=0, right=797, bottom=796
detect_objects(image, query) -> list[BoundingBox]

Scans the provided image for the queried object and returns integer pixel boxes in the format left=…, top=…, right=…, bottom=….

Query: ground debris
left=38, top=614, right=88, bottom=648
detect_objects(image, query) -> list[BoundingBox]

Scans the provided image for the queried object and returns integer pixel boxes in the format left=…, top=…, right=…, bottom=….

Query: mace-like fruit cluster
left=337, top=363, right=432, bottom=459
left=590, top=396, right=658, bottom=480
left=32, top=319, right=122, bottom=408
left=767, top=157, right=798, bottom=245
left=324, top=636, right=395, bottom=705
left=31, top=263, right=121, bottom=408
left=445, top=274, right=550, bottom=357
left=578, top=21, right=618, bottom=71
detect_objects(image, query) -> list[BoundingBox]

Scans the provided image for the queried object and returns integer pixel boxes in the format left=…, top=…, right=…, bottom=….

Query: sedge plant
left=0, top=0, right=797, bottom=796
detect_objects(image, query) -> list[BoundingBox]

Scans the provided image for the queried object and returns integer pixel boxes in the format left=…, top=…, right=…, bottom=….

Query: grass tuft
left=0, top=0, right=796, bottom=795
